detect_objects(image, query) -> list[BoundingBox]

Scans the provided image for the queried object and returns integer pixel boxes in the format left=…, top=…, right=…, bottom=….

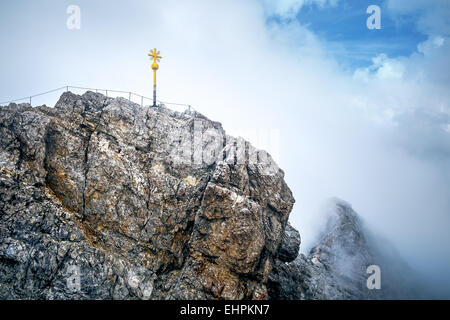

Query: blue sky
left=265, top=0, right=429, bottom=70
left=293, top=1, right=427, bottom=68
left=1, top=0, right=450, bottom=297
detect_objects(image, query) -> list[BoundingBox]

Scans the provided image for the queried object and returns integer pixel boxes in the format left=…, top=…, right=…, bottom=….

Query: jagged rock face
left=0, top=91, right=294, bottom=299
left=302, top=200, right=374, bottom=299
left=269, top=199, right=423, bottom=300
left=277, top=222, right=300, bottom=263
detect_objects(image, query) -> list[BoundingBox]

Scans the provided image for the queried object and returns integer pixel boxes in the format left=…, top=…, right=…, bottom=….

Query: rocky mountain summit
left=0, top=92, right=420, bottom=299
left=0, top=91, right=294, bottom=299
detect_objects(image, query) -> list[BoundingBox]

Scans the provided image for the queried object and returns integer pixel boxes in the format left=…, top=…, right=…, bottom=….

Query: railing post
left=141, top=96, right=143, bottom=107
left=129, top=92, right=131, bottom=101
left=66, top=86, right=69, bottom=92
left=29, top=97, right=31, bottom=105
left=106, top=90, right=108, bottom=97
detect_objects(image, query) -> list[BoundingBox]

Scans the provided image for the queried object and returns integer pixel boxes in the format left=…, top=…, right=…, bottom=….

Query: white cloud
left=418, top=36, right=445, bottom=53
left=354, top=53, right=405, bottom=82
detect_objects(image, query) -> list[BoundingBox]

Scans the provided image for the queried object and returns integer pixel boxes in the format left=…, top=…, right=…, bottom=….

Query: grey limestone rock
left=0, top=91, right=295, bottom=300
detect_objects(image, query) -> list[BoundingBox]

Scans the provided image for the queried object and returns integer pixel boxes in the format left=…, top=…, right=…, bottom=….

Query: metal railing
left=0, top=85, right=195, bottom=113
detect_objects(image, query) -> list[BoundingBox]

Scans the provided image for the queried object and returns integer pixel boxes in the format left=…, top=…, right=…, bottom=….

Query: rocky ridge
left=0, top=92, right=421, bottom=300
left=0, top=91, right=294, bottom=299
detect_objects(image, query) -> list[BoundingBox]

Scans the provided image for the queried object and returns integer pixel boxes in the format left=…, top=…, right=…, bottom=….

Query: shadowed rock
left=277, top=222, right=300, bottom=263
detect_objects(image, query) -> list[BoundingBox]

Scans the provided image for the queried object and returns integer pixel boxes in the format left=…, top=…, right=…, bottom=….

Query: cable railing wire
left=0, top=85, right=195, bottom=113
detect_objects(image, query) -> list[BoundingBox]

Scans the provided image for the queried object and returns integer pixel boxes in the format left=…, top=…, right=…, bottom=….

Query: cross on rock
left=148, top=48, right=162, bottom=107
left=148, top=48, right=162, bottom=64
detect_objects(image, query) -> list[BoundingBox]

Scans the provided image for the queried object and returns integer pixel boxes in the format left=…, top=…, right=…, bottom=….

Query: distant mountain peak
left=269, top=198, right=427, bottom=299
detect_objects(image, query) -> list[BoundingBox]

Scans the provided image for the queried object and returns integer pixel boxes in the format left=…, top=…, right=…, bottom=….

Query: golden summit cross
left=148, top=48, right=162, bottom=107
left=148, top=48, right=162, bottom=63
